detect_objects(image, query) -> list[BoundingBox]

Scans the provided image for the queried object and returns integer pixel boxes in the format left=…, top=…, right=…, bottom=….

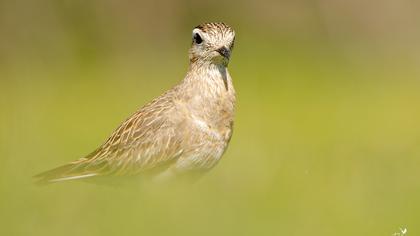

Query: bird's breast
left=190, top=89, right=234, bottom=141
left=177, top=65, right=236, bottom=142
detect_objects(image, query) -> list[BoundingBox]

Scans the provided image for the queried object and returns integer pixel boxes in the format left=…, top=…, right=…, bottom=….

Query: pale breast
left=157, top=66, right=236, bottom=174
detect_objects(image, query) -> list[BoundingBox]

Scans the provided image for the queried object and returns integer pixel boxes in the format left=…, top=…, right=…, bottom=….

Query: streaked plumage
left=35, top=22, right=236, bottom=184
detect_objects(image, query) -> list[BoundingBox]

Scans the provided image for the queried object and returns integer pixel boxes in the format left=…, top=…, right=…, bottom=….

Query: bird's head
left=189, top=22, right=235, bottom=66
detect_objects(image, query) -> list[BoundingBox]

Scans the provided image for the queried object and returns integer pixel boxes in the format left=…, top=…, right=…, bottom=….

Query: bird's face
left=189, top=23, right=235, bottom=66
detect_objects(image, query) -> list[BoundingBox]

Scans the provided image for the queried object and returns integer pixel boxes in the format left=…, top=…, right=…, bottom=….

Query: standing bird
left=35, top=22, right=236, bottom=184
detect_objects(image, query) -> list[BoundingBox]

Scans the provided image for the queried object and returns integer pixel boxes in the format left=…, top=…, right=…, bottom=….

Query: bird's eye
left=193, top=33, right=203, bottom=44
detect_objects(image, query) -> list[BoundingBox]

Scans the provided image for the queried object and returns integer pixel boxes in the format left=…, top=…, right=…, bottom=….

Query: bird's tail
left=34, top=160, right=106, bottom=185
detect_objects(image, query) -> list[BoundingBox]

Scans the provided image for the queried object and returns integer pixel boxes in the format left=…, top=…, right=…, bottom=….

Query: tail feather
left=34, top=161, right=105, bottom=184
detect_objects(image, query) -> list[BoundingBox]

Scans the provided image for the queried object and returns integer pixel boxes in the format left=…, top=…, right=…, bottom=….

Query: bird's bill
left=216, top=46, right=231, bottom=59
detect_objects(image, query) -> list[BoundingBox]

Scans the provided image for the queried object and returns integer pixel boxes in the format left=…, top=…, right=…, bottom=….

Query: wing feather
left=35, top=89, right=186, bottom=183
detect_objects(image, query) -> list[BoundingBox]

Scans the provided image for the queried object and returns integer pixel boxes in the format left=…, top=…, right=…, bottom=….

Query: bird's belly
left=174, top=141, right=226, bottom=171
left=172, top=115, right=232, bottom=172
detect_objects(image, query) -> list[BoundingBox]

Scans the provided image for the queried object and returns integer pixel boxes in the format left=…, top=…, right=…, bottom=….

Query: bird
left=35, top=22, right=236, bottom=184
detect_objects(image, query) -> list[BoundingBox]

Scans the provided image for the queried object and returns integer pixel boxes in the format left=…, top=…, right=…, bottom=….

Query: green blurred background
left=1, top=0, right=420, bottom=235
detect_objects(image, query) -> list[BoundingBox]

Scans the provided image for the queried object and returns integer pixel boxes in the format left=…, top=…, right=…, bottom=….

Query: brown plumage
left=35, top=22, right=236, bottom=184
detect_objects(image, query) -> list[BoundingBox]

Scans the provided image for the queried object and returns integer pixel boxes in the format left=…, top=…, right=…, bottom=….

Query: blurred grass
left=1, top=0, right=420, bottom=235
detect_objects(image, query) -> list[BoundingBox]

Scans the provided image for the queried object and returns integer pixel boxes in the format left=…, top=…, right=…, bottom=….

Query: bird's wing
left=35, top=92, right=186, bottom=184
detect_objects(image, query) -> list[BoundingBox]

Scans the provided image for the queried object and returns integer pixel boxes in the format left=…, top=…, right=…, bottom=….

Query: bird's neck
left=182, top=60, right=235, bottom=105
left=185, top=62, right=230, bottom=89
left=188, top=61, right=226, bottom=74
left=180, top=60, right=235, bottom=106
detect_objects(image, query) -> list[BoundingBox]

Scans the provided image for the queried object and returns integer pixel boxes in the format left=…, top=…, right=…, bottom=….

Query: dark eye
left=193, top=33, right=203, bottom=44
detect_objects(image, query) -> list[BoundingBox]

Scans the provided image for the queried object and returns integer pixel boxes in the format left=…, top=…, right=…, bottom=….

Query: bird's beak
left=216, top=47, right=231, bottom=59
